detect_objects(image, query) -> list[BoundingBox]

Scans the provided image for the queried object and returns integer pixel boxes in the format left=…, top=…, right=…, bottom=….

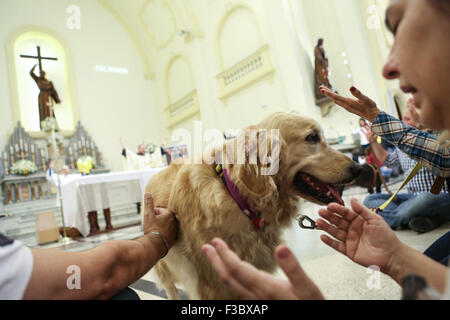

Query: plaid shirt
left=372, top=111, right=450, bottom=178
left=384, top=147, right=449, bottom=195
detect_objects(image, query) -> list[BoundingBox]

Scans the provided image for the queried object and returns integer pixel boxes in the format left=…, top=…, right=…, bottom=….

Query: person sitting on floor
left=363, top=110, right=450, bottom=233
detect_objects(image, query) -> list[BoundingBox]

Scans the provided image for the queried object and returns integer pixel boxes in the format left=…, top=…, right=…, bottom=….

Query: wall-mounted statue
left=314, top=39, right=336, bottom=116
left=314, top=38, right=335, bottom=100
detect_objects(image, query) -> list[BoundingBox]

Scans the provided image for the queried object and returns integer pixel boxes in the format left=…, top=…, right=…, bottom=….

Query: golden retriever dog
left=145, top=112, right=360, bottom=300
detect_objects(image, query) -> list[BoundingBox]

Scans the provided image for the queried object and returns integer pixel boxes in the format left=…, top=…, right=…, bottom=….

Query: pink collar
left=216, top=164, right=268, bottom=230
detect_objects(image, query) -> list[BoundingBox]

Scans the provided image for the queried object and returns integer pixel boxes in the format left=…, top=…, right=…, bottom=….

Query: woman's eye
left=306, top=133, right=321, bottom=143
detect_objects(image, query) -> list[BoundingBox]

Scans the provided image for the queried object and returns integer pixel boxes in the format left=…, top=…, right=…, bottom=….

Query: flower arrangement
left=11, top=160, right=38, bottom=176
left=40, top=117, right=57, bottom=134
left=77, top=156, right=95, bottom=174
left=143, top=140, right=157, bottom=154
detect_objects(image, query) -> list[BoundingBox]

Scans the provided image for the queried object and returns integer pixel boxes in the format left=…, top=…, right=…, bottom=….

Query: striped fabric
left=385, top=147, right=449, bottom=195
left=372, top=111, right=450, bottom=178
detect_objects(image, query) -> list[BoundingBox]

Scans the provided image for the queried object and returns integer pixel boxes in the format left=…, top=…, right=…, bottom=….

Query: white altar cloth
left=60, top=168, right=165, bottom=237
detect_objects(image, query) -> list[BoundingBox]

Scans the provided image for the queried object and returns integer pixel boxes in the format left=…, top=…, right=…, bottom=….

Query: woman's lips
left=401, top=86, right=421, bottom=107
left=400, top=85, right=418, bottom=94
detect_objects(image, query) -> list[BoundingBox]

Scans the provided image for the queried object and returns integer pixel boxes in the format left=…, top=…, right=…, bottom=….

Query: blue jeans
left=424, top=231, right=450, bottom=266
left=363, top=192, right=450, bottom=229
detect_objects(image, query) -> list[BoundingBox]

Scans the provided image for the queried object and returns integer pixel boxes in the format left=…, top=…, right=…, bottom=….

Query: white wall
left=0, top=0, right=164, bottom=172
left=138, top=0, right=395, bottom=148
left=0, top=0, right=400, bottom=172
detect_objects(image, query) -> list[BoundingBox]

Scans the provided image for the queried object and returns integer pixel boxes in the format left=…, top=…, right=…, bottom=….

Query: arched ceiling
left=96, top=0, right=202, bottom=79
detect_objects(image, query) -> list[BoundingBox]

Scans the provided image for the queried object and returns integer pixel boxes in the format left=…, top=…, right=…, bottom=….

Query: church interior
left=1, top=0, right=449, bottom=301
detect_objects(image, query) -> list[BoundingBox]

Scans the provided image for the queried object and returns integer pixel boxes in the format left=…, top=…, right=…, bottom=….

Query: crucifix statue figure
left=20, top=46, right=61, bottom=130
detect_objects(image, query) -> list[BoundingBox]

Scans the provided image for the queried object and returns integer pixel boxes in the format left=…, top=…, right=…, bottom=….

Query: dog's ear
left=232, top=162, right=279, bottom=214
left=227, top=127, right=286, bottom=220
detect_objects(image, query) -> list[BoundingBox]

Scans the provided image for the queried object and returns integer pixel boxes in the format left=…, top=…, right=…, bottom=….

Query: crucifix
left=20, top=45, right=58, bottom=75
left=20, top=45, right=61, bottom=129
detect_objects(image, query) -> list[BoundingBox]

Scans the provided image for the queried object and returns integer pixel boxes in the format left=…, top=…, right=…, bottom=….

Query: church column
left=330, top=0, right=386, bottom=109
left=262, top=0, right=316, bottom=118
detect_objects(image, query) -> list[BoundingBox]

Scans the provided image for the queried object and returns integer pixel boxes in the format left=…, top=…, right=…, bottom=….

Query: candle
left=10, top=146, right=13, bottom=154
left=68, top=147, right=72, bottom=155
left=31, top=145, right=35, bottom=153
left=3, top=151, right=7, bottom=159
left=15, top=144, right=19, bottom=152
left=24, top=144, right=28, bottom=152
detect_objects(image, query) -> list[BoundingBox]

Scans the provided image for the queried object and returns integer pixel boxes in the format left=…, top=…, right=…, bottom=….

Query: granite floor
left=30, top=178, right=450, bottom=300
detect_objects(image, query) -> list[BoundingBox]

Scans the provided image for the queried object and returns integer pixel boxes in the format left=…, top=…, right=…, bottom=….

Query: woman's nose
left=382, top=53, right=400, bottom=80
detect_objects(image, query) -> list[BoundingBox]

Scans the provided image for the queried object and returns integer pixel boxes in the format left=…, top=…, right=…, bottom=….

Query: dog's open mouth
left=294, top=172, right=345, bottom=206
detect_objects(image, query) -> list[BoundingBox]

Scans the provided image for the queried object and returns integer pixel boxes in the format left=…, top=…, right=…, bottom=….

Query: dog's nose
left=350, top=163, right=363, bottom=178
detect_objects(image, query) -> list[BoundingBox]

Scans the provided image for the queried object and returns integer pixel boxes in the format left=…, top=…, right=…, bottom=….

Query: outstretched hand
left=202, top=238, right=324, bottom=300
left=320, top=86, right=381, bottom=122
left=317, top=198, right=402, bottom=273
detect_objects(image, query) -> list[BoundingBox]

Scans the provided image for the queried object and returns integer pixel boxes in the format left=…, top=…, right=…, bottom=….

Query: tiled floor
left=32, top=179, right=450, bottom=300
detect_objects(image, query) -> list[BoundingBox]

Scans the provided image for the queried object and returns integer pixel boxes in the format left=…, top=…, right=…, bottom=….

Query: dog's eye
left=306, top=133, right=321, bottom=143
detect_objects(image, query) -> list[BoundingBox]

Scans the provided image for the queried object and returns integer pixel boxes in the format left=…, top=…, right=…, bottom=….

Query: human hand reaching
left=202, top=238, right=324, bottom=300
left=320, top=86, right=381, bottom=122
left=317, top=198, right=402, bottom=273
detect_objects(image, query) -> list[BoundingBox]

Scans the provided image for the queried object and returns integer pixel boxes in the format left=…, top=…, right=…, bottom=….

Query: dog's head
left=222, top=113, right=361, bottom=216
left=264, top=113, right=360, bottom=206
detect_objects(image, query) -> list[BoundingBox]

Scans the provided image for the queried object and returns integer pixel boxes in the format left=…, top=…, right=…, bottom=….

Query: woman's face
left=383, top=0, right=450, bottom=130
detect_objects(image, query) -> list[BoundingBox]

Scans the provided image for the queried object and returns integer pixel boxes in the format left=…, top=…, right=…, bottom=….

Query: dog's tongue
left=327, top=184, right=345, bottom=206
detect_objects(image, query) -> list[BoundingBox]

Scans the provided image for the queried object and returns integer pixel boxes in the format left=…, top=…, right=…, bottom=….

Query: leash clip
left=297, top=214, right=320, bottom=230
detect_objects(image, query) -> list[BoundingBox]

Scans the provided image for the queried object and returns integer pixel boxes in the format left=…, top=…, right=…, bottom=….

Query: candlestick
left=69, top=155, right=75, bottom=169
left=3, top=152, right=8, bottom=175
left=41, top=149, right=47, bottom=171
left=99, top=152, right=103, bottom=167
